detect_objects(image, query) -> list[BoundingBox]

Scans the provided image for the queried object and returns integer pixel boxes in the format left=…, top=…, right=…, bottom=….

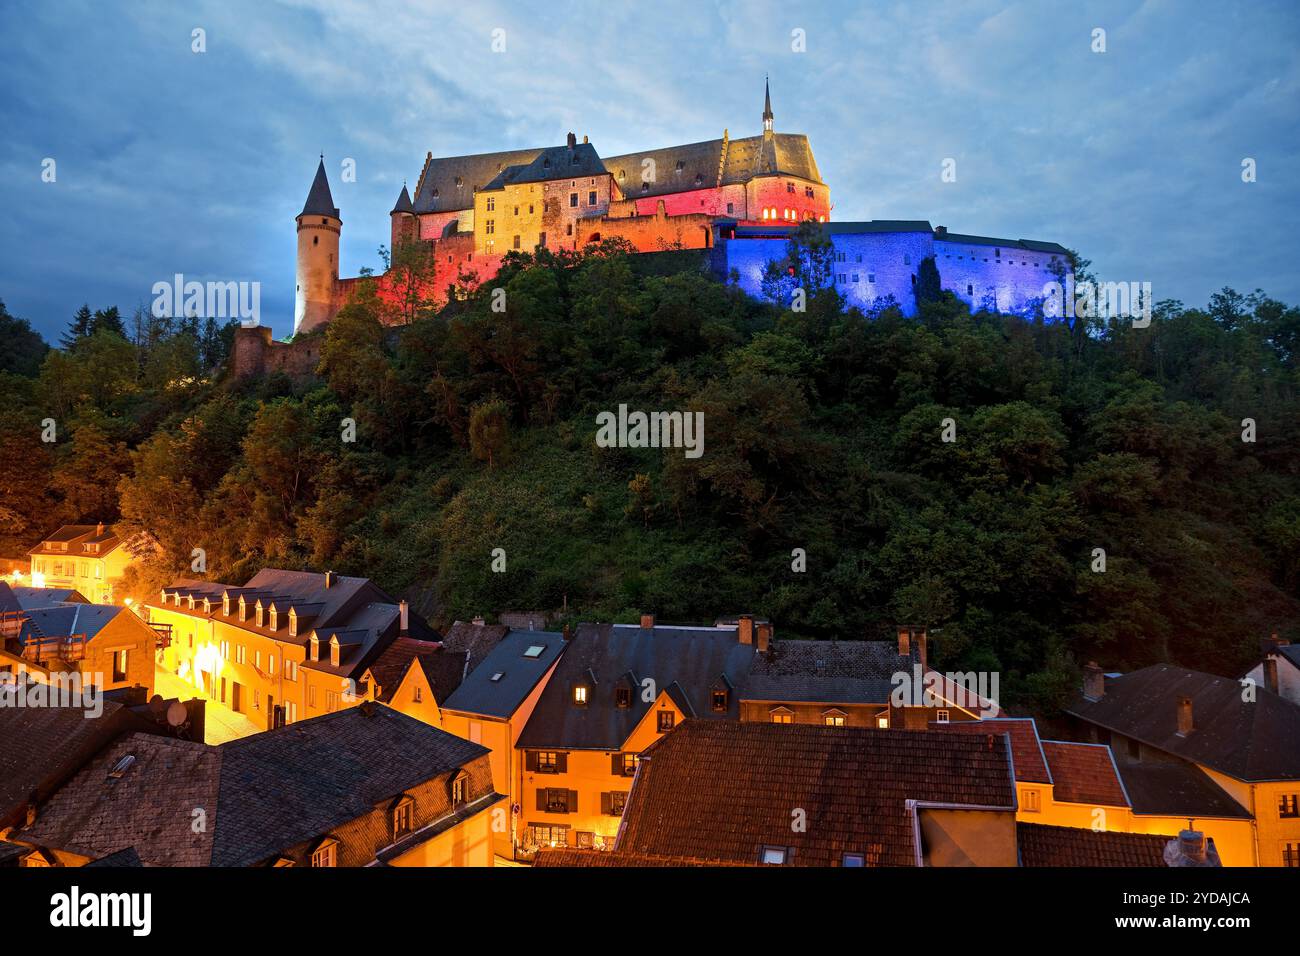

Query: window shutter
left=525, top=751, right=538, bottom=772
left=601, top=792, right=612, bottom=815
left=611, top=753, right=622, bottom=775
left=556, top=752, right=568, bottom=773
left=567, top=790, right=578, bottom=813
left=535, top=788, right=547, bottom=812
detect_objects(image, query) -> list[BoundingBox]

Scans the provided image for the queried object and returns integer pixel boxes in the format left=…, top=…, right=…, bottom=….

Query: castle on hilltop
left=235, top=80, right=1068, bottom=375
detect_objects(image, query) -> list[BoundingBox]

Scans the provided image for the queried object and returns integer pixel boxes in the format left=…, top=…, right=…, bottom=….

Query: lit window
left=609, top=791, right=627, bottom=816
left=936, top=709, right=950, bottom=723
left=537, top=751, right=558, bottom=773
left=311, top=842, right=337, bottom=867
left=393, top=800, right=413, bottom=837
left=574, top=685, right=588, bottom=705
left=1285, top=843, right=1300, bottom=867
left=112, top=650, right=128, bottom=683
left=712, top=689, right=728, bottom=712
left=657, top=711, right=675, bottom=732
left=1023, top=789, right=1041, bottom=812
left=824, top=711, right=846, bottom=727
left=876, top=714, right=889, bottom=729
left=1280, top=794, right=1299, bottom=819
left=452, top=774, right=468, bottom=806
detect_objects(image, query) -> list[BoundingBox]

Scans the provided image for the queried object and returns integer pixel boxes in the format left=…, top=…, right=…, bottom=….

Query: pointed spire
left=762, top=75, right=774, bottom=133
left=300, top=157, right=340, bottom=219
left=390, top=181, right=414, bottom=215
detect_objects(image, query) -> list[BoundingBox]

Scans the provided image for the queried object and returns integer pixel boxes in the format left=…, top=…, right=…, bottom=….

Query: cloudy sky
left=2, top=0, right=1297, bottom=342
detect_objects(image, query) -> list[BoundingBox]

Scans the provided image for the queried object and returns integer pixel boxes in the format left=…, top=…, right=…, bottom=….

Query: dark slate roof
left=85, top=846, right=143, bottom=867
left=1040, top=741, right=1129, bottom=807
left=12, top=587, right=89, bottom=609
left=516, top=623, right=757, bottom=750
left=933, top=231, right=1069, bottom=255
left=365, top=637, right=465, bottom=704
left=412, top=147, right=547, bottom=214
left=745, top=639, right=921, bottom=705
left=1066, top=664, right=1300, bottom=782
left=390, top=183, right=414, bottom=215
left=482, top=143, right=606, bottom=189
left=440, top=621, right=511, bottom=675
left=300, top=159, right=339, bottom=218
left=823, top=220, right=935, bottom=234
left=442, top=629, right=566, bottom=719
left=603, top=131, right=822, bottom=200
left=1115, top=761, right=1251, bottom=819
left=0, top=581, right=17, bottom=615
left=1017, top=823, right=1173, bottom=867
left=617, top=721, right=1015, bottom=867
left=1274, top=645, right=1300, bottom=671
left=17, top=604, right=124, bottom=646
left=18, top=705, right=492, bottom=866
left=930, top=718, right=1052, bottom=784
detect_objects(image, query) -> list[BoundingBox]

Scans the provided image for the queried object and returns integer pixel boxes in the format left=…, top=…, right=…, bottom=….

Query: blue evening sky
left=2, top=0, right=1297, bottom=342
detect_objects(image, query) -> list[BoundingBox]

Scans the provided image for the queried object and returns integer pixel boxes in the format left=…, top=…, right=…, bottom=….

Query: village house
left=27, top=524, right=134, bottom=605
left=0, top=581, right=157, bottom=696
left=1066, top=662, right=1300, bottom=867
left=440, top=628, right=567, bottom=857
left=1243, top=635, right=1300, bottom=706
left=360, top=636, right=467, bottom=728
left=9, top=703, right=501, bottom=867
left=147, top=569, right=439, bottom=733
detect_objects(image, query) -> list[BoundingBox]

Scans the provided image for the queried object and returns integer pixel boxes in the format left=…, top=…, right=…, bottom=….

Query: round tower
left=390, top=181, right=417, bottom=251
left=294, top=157, right=341, bottom=336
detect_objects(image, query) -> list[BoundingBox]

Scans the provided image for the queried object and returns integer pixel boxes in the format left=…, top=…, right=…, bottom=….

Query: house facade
left=27, top=524, right=133, bottom=605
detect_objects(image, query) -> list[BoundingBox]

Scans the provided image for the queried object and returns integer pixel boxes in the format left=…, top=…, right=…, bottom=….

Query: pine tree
left=89, top=306, right=126, bottom=339
left=914, top=255, right=942, bottom=306
left=62, top=304, right=93, bottom=348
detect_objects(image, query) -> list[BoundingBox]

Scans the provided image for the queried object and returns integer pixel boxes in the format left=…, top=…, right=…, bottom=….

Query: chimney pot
left=1083, top=661, right=1105, bottom=700
left=399, top=600, right=409, bottom=635
left=567, top=131, right=576, bottom=148
left=738, top=615, right=754, bottom=645
left=1264, top=657, right=1279, bottom=695
left=324, top=570, right=335, bottom=589
left=1176, top=695, right=1194, bottom=736
left=562, top=624, right=572, bottom=642
left=640, top=613, right=656, bottom=630
left=897, top=626, right=911, bottom=657
left=96, top=522, right=104, bottom=536
left=756, top=621, right=772, bottom=654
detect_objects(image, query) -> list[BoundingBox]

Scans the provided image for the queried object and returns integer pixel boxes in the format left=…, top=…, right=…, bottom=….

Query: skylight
left=490, top=672, right=504, bottom=682
left=524, top=645, right=545, bottom=659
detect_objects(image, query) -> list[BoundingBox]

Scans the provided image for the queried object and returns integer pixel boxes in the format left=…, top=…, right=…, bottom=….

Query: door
left=267, top=696, right=275, bottom=731
left=231, top=682, right=242, bottom=713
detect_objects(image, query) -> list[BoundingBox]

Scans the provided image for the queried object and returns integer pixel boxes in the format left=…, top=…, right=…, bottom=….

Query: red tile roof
left=533, top=848, right=751, bottom=867
left=930, top=718, right=1052, bottom=784
left=617, top=720, right=1015, bottom=867
left=1017, top=823, right=1172, bottom=867
left=1041, top=741, right=1129, bottom=807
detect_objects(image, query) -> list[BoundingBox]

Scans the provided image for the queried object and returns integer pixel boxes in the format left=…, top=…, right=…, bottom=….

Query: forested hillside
left=3, top=236, right=1297, bottom=711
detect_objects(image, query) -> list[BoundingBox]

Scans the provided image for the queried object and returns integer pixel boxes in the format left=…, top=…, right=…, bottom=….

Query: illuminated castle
left=290, top=79, right=1067, bottom=338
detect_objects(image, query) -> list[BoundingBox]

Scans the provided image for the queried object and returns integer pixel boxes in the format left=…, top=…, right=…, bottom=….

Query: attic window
left=711, top=689, right=728, bottom=712
left=311, top=840, right=337, bottom=868
left=675, top=161, right=684, bottom=172
left=618, top=169, right=625, bottom=180
left=543, top=158, right=550, bottom=168
left=760, top=846, right=789, bottom=865
left=524, top=645, right=545, bottom=659
left=641, top=182, right=649, bottom=193
left=490, top=672, right=504, bottom=682
left=451, top=771, right=469, bottom=806
left=615, top=686, right=632, bottom=708
left=108, top=754, right=135, bottom=779
left=694, top=173, right=703, bottom=186
left=432, top=188, right=439, bottom=197
left=573, top=685, right=589, bottom=706
left=656, top=711, right=675, bottom=732
left=393, top=797, right=414, bottom=837
left=843, top=852, right=865, bottom=867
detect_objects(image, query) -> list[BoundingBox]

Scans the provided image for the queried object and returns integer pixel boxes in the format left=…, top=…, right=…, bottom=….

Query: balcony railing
left=22, top=633, right=88, bottom=664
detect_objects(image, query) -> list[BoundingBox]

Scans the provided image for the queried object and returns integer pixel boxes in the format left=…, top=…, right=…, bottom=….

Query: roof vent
left=108, top=754, right=136, bottom=779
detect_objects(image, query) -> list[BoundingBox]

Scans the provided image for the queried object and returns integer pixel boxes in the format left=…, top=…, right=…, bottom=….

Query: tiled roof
left=1017, top=823, right=1173, bottom=867
left=930, top=718, right=1052, bottom=784
left=1066, top=664, right=1300, bottom=781
left=534, top=848, right=752, bottom=867
left=1115, top=762, right=1251, bottom=819
left=17, top=705, right=492, bottom=867
left=616, top=721, right=1015, bottom=867
left=1040, top=741, right=1129, bottom=807
left=442, top=629, right=566, bottom=719
left=85, top=847, right=143, bottom=867
left=516, top=623, right=756, bottom=750
left=365, top=637, right=465, bottom=704
left=440, top=621, right=510, bottom=675
left=745, top=639, right=920, bottom=705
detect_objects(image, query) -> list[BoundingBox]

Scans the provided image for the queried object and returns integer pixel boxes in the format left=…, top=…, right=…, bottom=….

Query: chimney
left=583, top=135, right=589, bottom=144
left=1163, top=828, right=1220, bottom=867
left=1263, top=657, right=1279, bottom=695
left=399, top=600, right=409, bottom=636
left=562, top=623, right=572, bottom=642
left=25, top=792, right=38, bottom=827
left=566, top=131, right=577, bottom=148
left=472, top=615, right=485, bottom=626
left=324, top=570, right=335, bottom=589
left=640, top=613, right=656, bottom=630
left=935, top=225, right=947, bottom=235
left=738, top=615, right=754, bottom=645
left=95, top=522, right=104, bottom=536
left=756, top=621, right=772, bottom=654
left=1176, top=695, right=1194, bottom=736
left=897, top=626, right=911, bottom=657
left=914, top=627, right=928, bottom=671
left=1082, top=661, right=1105, bottom=701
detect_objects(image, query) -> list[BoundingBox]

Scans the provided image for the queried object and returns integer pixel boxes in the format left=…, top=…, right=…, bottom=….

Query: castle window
left=321, top=218, right=327, bottom=224
left=641, top=182, right=649, bottom=193
left=566, top=224, right=573, bottom=235
left=868, top=274, right=875, bottom=283
left=513, top=235, right=521, bottom=250
left=786, top=182, right=794, bottom=193
left=967, top=284, right=973, bottom=295
left=313, top=236, right=318, bottom=246
left=726, top=203, right=734, bottom=214
left=588, top=190, right=596, bottom=205
left=486, top=197, right=494, bottom=211
left=485, top=220, right=494, bottom=235
left=569, top=193, right=578, bottom=207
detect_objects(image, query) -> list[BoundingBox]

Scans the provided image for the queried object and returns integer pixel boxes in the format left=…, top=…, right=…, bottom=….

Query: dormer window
left=711, top=689, right=728, bottom=712
left=615, top=686, right=632, bottom=708
left=255, top=603, right=264, bottom=627
left=238, top=597, right=247, bottom=622
left=823, top=708, right=847, bottom=727
left=392, top=796, right=414, bottom=838
left=310, top=635, right=321, bottom=662
left=268, top=608, right=278, bottom=631
left=330, top=638, right=341, bottom=668
left=289, top=610, right=297, bottom=637
left=222, top=595, right=231, bottom=616
left=573, top=685, right=588, bottom=706
left=760, top=845, right=789, bottom=865
left=656, top=711, right=675, bottom=732
left=450, top=771, right=469, bottom=807
left=310, top=839, right=338, bottom=868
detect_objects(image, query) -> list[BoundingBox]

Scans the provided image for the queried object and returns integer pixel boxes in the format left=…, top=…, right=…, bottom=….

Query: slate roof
left=1040, top=741, right=1129, bottom=807
left=930, top=717, right=1053, bottom=784
left=0, top=581, right=18, bottom=614
left=1066, top=664, right=1300, bottom=781
left=11, top=587, right=89, bottom=609
left=390, top=183, right=414, bottom=215
left=413, top=147, right=547, bottom=214
left=17, top=705, right=492, bottom=867
left=16, top=604, right=124, bottom=646
left=482, top=143, right=606, bottom=189
left=616, top=721, right=1015, bottom=867
left=1273, top=644, right=1300, bottom=671
left=1017, top=823, right=1173, bottom=867
left=1115, top=762, right=1251, bottom=819
left=29, top=524, right=125, bottom=557
left=440, top=621, right=511, bottom=675
left=745, top=638, right=921, bottom=705
left=934, top=231, right=1070, bottom=255
left=365, top=637, right=465, bottom=704
left=442, top=629, right=566, bottom=719
left=85, top=847, right=143, bottom=867
left=534, top=848, right=752, bottom=867
left=300, top=159, right=339, bottom=218
left=604, top=132, right=823, bottom=200
left=516, top=623, right=757, bottom=750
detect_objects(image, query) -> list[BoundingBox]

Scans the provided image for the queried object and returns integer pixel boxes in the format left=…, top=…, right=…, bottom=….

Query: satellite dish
left=166, top=700, right=188, bottom=727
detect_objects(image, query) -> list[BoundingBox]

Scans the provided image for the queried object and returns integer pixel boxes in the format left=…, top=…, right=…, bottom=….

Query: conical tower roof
left=390, top=182, right=414, bottom=215
left=300, top=157, right=340, bottom=219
